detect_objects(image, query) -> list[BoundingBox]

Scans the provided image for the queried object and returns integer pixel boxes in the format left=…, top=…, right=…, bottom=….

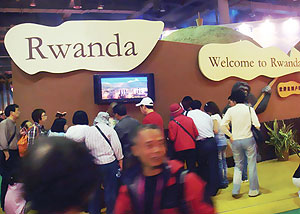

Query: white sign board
left=198, top=40, right=300, bottom=81
left=4, top=20, right=164, bottom=75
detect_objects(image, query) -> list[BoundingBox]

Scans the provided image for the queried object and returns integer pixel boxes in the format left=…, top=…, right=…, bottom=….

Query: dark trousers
left=0, top=150, right=20, bottom=210
left=175, top=149, right=197, bottom=172
left=196, top=138, right=220, bottom=196
left=88, top=160, right=119, bottom=214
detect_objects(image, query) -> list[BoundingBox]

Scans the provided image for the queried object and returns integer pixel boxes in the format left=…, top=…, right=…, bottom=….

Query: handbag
left=249, top=107, right=263, bottom=143
left=95, top=125, right=121, bottom=178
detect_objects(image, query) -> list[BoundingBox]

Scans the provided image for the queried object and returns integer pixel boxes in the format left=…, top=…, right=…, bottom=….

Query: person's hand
left=262, top=85, right=271, bottom=94
left=4, top=150, right=9, bottom=161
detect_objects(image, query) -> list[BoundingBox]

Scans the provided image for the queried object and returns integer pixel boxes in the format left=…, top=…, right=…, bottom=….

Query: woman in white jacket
left=221, top=90, right=260, bottom=198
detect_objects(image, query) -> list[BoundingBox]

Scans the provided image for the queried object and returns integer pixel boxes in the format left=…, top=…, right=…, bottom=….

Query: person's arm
left=109, top=128, right=124, bottom=163
left=114, top=185, right=134, bottom=214
left=191, top=120, right=199, bottom=139
left=168, top=121, right=176, bottom=141
left=212, top=119, right=219, bottom=135
left=184, top=173, right=215, bottom=214
left=0, top=123, right=9, bottom=160
left=220, top=111, right=233, bottom=143
left=250, top=107, right=261, bottom=130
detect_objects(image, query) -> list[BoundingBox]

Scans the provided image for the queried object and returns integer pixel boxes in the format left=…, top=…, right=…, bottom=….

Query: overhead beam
left=128, top=0, right=154, bottom=19
left=0, top=8, right=137, bottom=15
left=231, top=1, right=300, bottom=15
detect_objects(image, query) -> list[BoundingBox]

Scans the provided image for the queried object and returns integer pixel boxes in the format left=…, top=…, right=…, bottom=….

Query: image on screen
left=101, top=77, right=148, bottom=100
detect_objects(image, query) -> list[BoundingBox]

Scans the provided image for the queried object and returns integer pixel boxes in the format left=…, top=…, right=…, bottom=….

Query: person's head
left=4, top=104, right=20, bottom=120
left=32, top=109, right=47, bottom=124
left=204, top=101, right=221, bottom=116
left=107, top=102, right=117, bottom=117
left=131, top=124, right=166, bottom=171
left=72, top=111, right=89, bottom=125
left=51, top=118, right=67, bottom=133
left=112, top=104, right=127, bottom=120
left=22, top=137, right=99, bottom=213
left=93, top=112, right=110, bottom=126
left=169, top=103, right=183, bottom=118
left=228, top=95, right=236, bottom=107
left=190, top=100, right=202, bottom=110
left=181, top=96, right=193, bottom=111
left=136, top=97, right=154, bottom=115
left=21, top=120, right=33, bottom=130
left=230, top=90, right=246, bottom=104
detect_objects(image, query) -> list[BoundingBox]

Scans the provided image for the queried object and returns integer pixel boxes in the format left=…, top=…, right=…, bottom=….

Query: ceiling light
left=97, top=0, right=104, bottom=9
left=282, top=18, right=299, bottom=35
left=73, top=0, right=82, bottom=9
left=29, top=0, right=36, bottom=7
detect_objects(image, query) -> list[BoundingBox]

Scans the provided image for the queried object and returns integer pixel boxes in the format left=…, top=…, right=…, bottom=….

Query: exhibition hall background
left=12, top=40, right=300, bottom=152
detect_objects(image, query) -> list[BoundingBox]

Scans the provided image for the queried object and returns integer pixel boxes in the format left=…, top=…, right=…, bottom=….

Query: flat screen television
left=94, top=73, right=155, bottom=104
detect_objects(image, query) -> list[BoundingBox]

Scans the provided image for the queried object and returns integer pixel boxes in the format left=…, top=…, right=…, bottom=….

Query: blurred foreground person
left=22, top=137, right=99, bottom=214
left=114, top=124, right=215, bottom=214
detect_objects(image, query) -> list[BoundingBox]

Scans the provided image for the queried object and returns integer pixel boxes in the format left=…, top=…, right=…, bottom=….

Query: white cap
left=136, top=97, right=154, bottom=107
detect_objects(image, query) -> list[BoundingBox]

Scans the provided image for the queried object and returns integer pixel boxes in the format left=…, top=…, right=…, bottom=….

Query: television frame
left=93, top=73, right=155, bottom=104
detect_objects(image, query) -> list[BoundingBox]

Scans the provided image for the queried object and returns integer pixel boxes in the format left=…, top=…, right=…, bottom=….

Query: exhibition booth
left=5, top=19, right=299, bottom=159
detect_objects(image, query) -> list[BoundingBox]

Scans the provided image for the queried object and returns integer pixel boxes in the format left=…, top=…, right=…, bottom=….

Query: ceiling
left=0, top=0, right=300, bottom=77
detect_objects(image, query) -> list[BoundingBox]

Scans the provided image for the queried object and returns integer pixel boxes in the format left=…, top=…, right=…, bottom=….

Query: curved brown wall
left=12, top=40, right=300, bottom=129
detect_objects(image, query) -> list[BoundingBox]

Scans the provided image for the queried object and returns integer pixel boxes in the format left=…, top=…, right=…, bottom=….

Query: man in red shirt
left=136, top=97, right=164, bottom=133
left=168, top=103, right=198, bottom=172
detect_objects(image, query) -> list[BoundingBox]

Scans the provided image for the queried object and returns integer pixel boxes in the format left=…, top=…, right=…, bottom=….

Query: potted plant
left=264, top=119, right=299, bottom=161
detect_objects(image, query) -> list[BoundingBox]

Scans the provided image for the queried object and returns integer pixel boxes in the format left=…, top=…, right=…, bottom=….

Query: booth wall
left=12, top=40, right=300, bottom=129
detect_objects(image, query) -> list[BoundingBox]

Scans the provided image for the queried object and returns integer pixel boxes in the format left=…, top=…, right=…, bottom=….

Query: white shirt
left=66, top=125, right=90, bottom=143
left=221, top=103, right=260, bottom=140
left=66, top=124, right=123, bottom=165
left=187, top=109, right=214, bottom=140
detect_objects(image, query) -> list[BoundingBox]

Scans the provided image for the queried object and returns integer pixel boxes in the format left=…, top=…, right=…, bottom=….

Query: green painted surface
left=278, top=209, right=300, bottom=214
left=163, top=25, right=260, bottom=46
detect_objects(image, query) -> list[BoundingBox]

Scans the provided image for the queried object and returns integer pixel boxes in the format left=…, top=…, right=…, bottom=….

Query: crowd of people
left=0, top=89, right=262, bottom=214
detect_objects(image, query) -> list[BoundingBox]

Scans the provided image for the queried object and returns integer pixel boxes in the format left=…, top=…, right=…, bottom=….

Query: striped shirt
left=66, top=124, right=124, bottom=165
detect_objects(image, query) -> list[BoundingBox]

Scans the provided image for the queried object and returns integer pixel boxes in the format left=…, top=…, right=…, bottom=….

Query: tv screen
left=94, top=73, right=155, bottom=104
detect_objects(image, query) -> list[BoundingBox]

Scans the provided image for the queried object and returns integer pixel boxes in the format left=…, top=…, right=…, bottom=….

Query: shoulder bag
left=249, top=107, right=263, bottom=143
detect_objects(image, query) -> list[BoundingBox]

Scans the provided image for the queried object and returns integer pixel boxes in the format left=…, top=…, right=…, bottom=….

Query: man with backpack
left=114, top=124, right=214, bottom=214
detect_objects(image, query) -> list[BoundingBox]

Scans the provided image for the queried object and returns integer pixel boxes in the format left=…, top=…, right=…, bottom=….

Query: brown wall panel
left=12, top=40, right=300, bottom=129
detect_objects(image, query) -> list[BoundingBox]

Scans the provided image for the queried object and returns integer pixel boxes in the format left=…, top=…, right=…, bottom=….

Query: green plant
left=264, top=119, right=300, bottom=159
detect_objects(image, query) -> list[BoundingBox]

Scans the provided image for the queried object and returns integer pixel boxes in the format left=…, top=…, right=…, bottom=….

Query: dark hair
left=21, top=120, right=29, bottom=129
left=4, top=104, right=19, bottom=117
left=72, top=111, right=89, bottom=125
left=230, top=90, right=246, bottom=103
left=181, top=96, right=193, bottom=111
left=32, top=109, right=45, bottom=123
left=22, top=137, right=99, bottom=213
left=51, top=118, right=67, bottom=133
left=113, top=104, right=127, bottom=116
left=204, top=101, right=221, bottom=116
left=130, top=124, right=162, bottom=146
left=190, top=100, right=202, bottom=110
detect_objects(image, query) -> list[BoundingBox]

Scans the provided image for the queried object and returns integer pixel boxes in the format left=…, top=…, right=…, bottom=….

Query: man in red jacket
left=168, top=103, right=198, bottom=172
left=114, top=124, right=214, bottom=214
